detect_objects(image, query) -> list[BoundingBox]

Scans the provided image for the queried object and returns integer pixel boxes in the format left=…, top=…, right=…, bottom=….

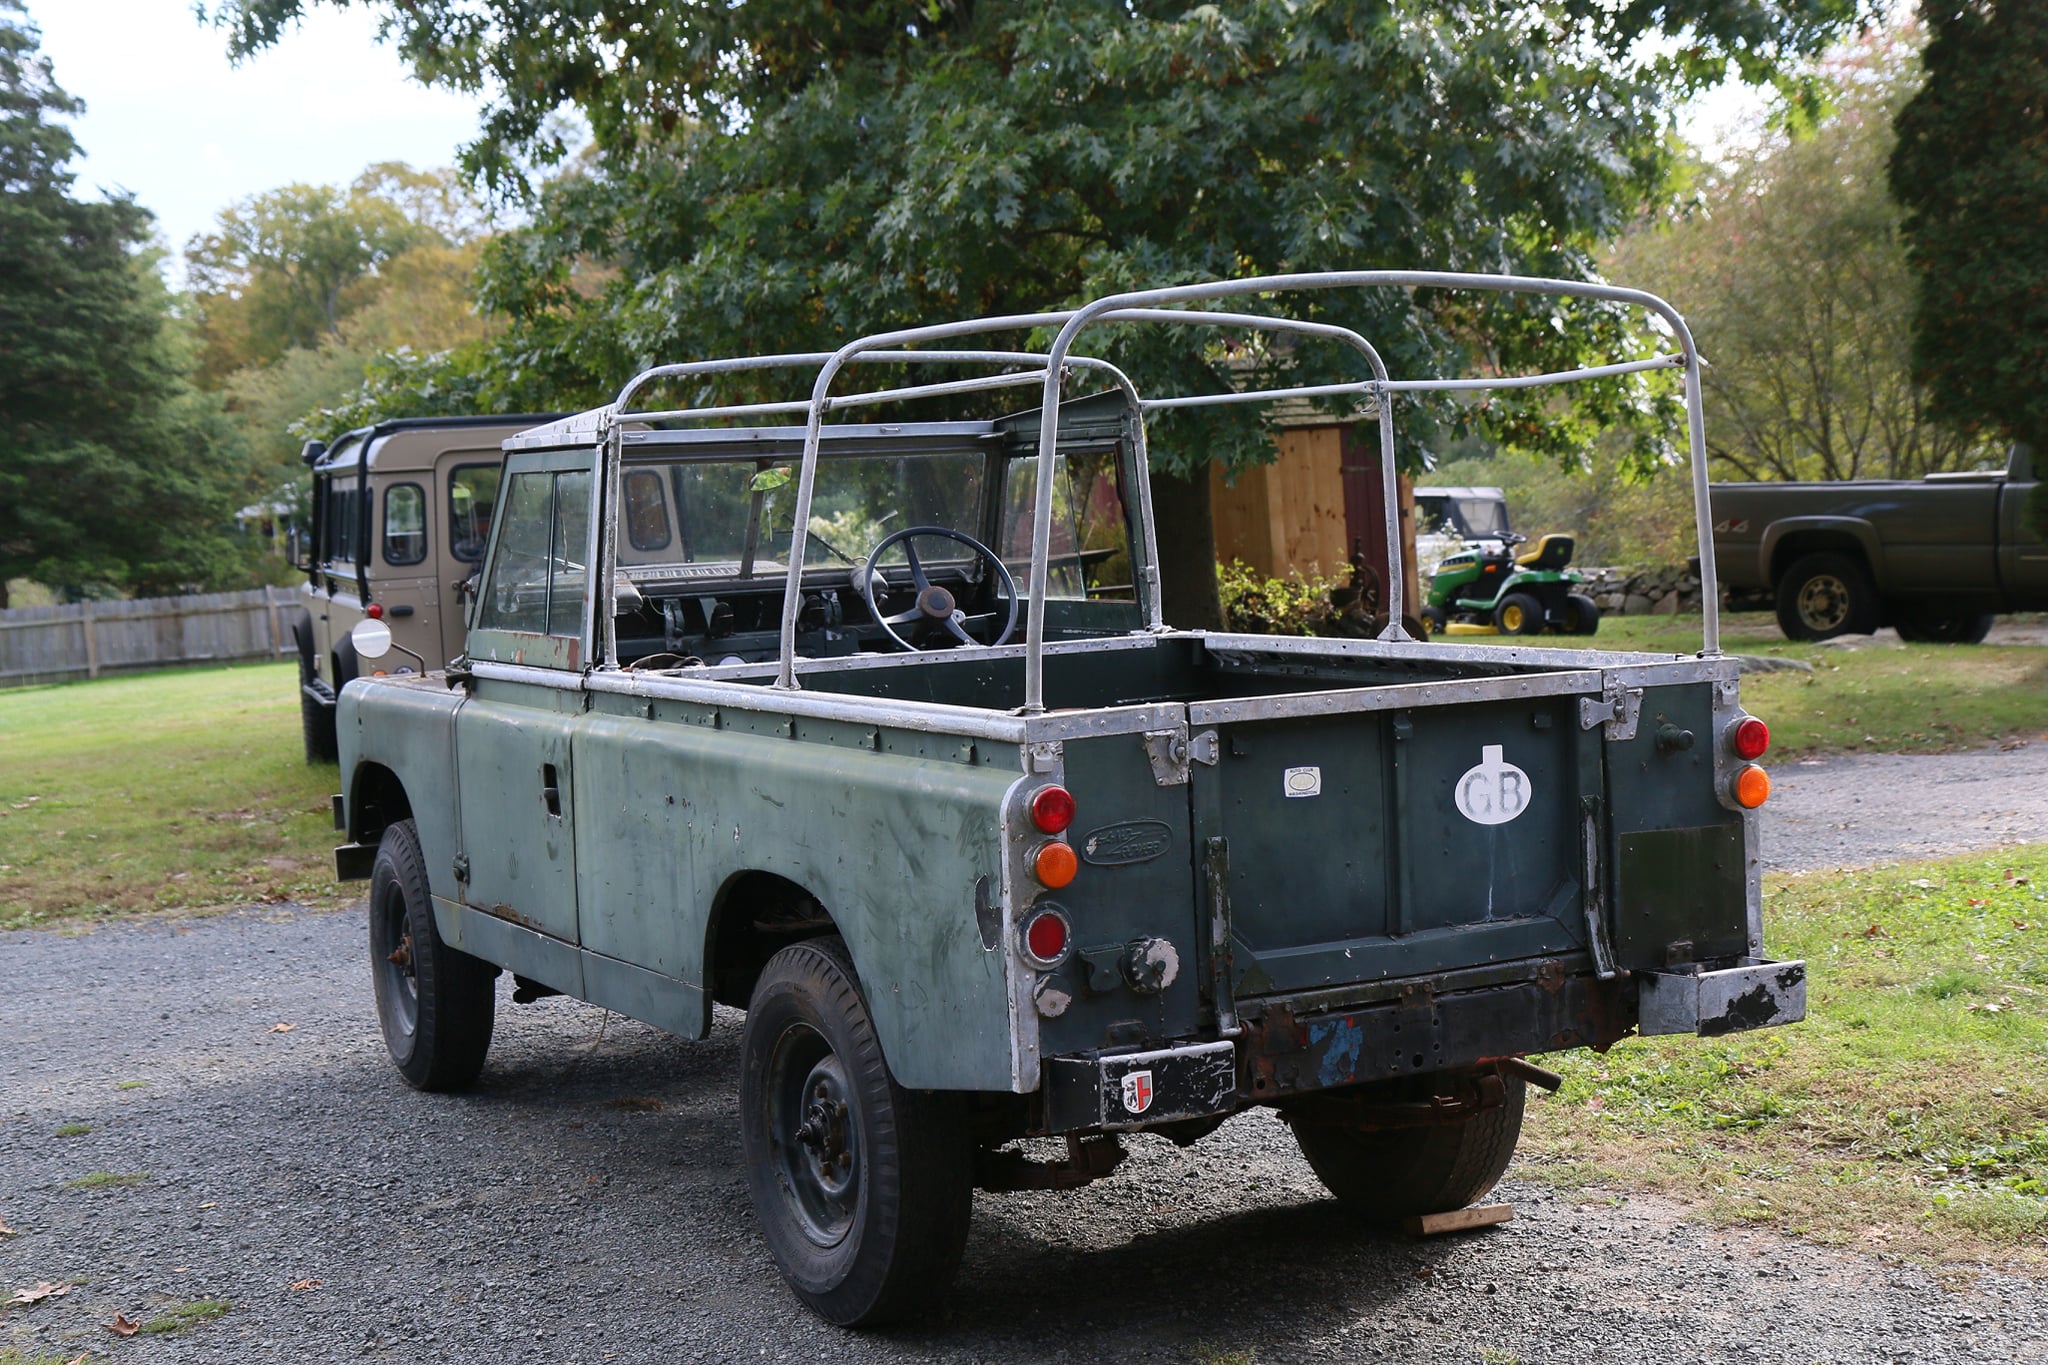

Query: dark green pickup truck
left=1712, top=443, right=2046, bottom=641
left=331, top=272, right=1803, bottom=1326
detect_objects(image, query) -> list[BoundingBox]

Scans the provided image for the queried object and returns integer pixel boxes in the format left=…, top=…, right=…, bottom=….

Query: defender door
left=452, top=446, right=600, bottom=949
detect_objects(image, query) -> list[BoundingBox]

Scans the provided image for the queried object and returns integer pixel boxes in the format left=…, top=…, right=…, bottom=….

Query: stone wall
left=1577, top=565, right=1704, bottom=616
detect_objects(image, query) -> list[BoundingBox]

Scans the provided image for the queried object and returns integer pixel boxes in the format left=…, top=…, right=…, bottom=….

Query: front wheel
left=369, top=819, right=495, bottom=1090
left=740, top=937, right=973, bottom=1327
left=1287, top=1073, right=1525, bottom=1220
left=1494, top=591, right=1546, bottom=636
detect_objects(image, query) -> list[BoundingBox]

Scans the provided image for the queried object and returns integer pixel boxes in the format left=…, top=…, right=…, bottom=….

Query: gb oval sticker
left=1455, top=744, right=1532, bottom=826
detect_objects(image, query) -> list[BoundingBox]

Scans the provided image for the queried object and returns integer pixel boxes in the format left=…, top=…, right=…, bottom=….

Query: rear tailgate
left=1188, top=666, right=1616, bottom=1001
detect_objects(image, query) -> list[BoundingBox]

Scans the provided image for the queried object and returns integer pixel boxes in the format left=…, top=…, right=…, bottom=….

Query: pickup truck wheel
left=740, top=936, right=972, bottom=1327
left=1494, top=591, right=1545, bottom=636
left=1776, top=552, right=1878, bottom=640
left=1287, top=1074, right=1526, bottom=1220
left=1894, top=608, right=1996, bottom=644
left=300, top=688, right=338, bottom=765
left=369, top=819, right=495, bottom=1091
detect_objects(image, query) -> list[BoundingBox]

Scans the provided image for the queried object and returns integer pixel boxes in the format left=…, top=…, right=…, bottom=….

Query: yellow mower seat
left=1515, top=533, right=1575, bottom=571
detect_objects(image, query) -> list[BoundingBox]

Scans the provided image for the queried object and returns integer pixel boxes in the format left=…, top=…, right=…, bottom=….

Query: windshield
left=615, top=450, right=989, bottom=584
left=1453, top=497, right=1510, bottom=539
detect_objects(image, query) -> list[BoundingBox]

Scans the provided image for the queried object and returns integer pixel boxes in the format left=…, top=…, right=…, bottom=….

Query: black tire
left=1288, top=1075, right=1526, bottom=1220
left=1419, top=604, right=1449, bottom=636
left=1493, top=591, right=1546, bottom=636
left=300, top=687, right=338, bottom=764
left=740, top=936, right=973, bottom=1327
left=1776, top=551, right=1878, bottom=641
left=369, top=819, right=495, bottom=1091
left=1893, top=607, right=1996, bottom=644
left=1562, top=592, right=1601, bottom=636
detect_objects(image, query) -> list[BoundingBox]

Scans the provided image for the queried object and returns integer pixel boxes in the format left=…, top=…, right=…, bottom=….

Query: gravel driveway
left=5, top=754, right=2047, bottom=1364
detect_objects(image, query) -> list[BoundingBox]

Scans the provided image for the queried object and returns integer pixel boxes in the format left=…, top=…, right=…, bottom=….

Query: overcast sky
left=30, top=0, right=482, bottom=268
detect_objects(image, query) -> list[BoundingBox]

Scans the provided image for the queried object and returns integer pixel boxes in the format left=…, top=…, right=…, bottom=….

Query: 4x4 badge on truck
left=1455, top=744, right=1532, bottom=826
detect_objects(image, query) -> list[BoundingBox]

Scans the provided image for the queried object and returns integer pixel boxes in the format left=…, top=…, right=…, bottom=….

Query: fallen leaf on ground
left=9, top=1281, right=70, bottom=1305
left=267, top=1023, right=296, bottom=1034
left=0, top=1218, right=15, bottom=1236
left=1907, top=878, right=1937, bottom=889
left=288, top=1278, right=323, bottom=1292
left=106, top=1312, right=139, bottom=1336
left=1860, top=924, right=1889, bottom=939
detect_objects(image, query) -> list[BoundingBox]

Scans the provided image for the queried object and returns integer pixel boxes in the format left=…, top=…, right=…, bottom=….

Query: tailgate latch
left=1579, top=679, right=1644, bottom=741
left=1142, top=729, right=1219, bottom=786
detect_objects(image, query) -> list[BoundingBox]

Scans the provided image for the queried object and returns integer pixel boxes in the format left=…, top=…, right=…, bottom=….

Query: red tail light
left=365, top=602, right=384, bottom=620
left=1732, top=716, right=1770, bottom=761
left=1030, top=785, right=1075, bottom=834
left=1021, top=906, right=1071, bottom=966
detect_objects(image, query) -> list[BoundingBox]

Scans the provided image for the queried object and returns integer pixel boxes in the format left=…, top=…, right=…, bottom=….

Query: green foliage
left=184, top=167, right=452, bottom=382
left=0, top=2, right=251, bottom=605
left=1890, top=0, right=2048, bottom=450
left=1215, top=560, right=1349, bottom=636
left=138, top=1300, right=230, bottom=1335
left=1608, top=28, right=1993, bottom=483
left=213, top=0, right=1871, bottom=476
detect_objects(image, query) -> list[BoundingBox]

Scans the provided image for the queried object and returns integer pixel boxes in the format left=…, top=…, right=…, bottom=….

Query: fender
left=1759, top=515, right=1887, bottom=591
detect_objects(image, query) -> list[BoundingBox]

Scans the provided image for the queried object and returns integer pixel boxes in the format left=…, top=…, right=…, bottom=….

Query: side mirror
left=351, top=617, right=393, bottom=661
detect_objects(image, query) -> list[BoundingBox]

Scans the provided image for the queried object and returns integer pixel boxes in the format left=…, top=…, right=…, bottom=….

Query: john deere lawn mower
left=1421, top=532, right=1601, bottom=637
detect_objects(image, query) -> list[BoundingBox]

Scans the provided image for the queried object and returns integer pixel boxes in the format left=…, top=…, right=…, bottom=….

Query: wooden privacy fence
left=0, top=587, right=299, bottom=688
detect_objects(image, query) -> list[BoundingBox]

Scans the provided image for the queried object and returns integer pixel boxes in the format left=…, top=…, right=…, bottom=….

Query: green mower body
left=1422, top=532, right=1601, bottom=637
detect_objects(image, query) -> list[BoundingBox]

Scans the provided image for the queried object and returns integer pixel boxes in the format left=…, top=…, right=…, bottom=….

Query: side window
left=325, top=483, right=360, bottom=566
left=622, top=468, right=672, bottom=552
left=448, top=463, right=501, bottom=563
left=475, top=470, right=592, bottom=643
left=383, top=484, right=426, bottom=566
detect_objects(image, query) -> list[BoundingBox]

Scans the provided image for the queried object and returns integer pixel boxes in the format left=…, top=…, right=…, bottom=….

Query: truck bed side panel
left=573, top=714, right=1020, bottom=1091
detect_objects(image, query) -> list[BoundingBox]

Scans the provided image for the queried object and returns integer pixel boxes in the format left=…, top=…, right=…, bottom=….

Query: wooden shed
left=1210, top=409, right=1420, bottom=617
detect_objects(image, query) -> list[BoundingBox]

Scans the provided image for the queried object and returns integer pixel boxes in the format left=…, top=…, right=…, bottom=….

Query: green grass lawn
left=0, top=662, right=338, bottom=930
left=1522, top=844, right=2048, bottom=1268
left=1472, top=613, right=2048, bottom=760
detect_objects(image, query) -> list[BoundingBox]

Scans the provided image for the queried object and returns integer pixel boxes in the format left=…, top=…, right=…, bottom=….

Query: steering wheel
left=856, top=526, right=1019, bottom=650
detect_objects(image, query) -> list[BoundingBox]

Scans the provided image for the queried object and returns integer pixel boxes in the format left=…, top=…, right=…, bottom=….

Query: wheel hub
left=770, top=1038, right=860, bottom=1246
left=1797, top=574, right=1849, bottom=631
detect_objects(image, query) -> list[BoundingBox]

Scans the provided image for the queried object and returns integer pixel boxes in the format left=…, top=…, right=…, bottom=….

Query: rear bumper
left=1638, top=958, right=1808, bottom=1037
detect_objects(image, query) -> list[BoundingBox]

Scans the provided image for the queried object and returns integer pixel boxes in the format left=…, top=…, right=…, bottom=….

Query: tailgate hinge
left=1579, top=679, right=1644, bottom=741
left=1141, top=728, right=1215, bottom=786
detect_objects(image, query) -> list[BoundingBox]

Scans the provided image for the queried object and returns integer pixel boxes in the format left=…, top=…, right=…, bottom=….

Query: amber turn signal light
left=1033, top=841, right=1078, bottom=888
left=1733, top=764, right=1770, bottom=809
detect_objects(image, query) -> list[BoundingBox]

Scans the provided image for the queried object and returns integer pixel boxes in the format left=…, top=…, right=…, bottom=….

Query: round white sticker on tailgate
left=1455, top=744, right=1532, bottom=825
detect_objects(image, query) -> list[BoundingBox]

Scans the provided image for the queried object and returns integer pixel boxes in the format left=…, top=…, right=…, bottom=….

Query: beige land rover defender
left=293, top=415, right=556, bottom=762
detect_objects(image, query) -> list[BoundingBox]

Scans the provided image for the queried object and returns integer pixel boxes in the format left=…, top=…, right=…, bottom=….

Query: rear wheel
left=740, top=936, right=973, bottom=1326
left=1776, top=551, right=1878, bottom=641
left=1562, top=593, right=1601, bottom=636
left=369, top=819, right=495, bottom=1090
left=1894, top=607, right=1996, bottom=644
left=1287, top=1074, right=1526, bottom=1220
left=1494, top=591, right=1545, bottom=636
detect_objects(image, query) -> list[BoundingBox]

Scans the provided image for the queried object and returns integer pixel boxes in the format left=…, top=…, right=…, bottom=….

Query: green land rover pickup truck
left=330, top=271, right=1805, bottom=1326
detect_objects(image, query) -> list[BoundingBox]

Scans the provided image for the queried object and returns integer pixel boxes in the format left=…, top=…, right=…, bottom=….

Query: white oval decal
left=1455, top=744, right=1532, bottom=826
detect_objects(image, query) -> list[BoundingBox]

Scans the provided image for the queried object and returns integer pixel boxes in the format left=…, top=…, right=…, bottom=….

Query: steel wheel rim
left=1797, top=575, right=1849, bottom=631
left=372, top=879, right=418, bottom=1043
left=767, top=1023, right=858, bottom=1248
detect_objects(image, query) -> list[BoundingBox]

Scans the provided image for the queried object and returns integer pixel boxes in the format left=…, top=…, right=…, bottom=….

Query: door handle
left=541, top=763, right=562, bottom=818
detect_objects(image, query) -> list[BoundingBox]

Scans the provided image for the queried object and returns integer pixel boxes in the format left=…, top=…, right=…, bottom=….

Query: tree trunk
left=1150, top=466, right=1225, bottom=631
